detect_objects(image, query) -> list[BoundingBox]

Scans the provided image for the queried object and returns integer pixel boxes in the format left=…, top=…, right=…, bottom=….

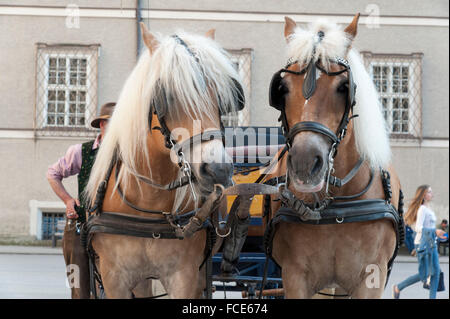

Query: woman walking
left=393, top=185, right=446, bottom=299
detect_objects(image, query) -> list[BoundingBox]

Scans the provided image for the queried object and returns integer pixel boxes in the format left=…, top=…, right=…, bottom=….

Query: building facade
left=0, top=0, right=448, bottom=238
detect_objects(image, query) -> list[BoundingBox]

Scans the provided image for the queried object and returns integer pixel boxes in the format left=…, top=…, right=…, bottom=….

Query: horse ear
left=205, top=29, right=216, bottom=40
left=140, top=22, right=158, bottom=54
left=284, top=16, right=297, bottom=42
left=344, top=13, right=360, bottom=39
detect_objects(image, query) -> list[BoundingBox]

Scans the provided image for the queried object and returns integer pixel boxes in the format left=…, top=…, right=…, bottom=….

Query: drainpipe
left=136, top=0, right=143, bottom=58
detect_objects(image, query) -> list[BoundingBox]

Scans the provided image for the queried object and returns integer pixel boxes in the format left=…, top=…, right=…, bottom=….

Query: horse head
left=269, top=14, right=360, bottom=193
left=140, top=24, right=244, bottom=197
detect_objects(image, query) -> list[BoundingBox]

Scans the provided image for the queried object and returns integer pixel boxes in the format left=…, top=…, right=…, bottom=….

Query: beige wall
left=0, top=1, right=448, bottom=236
left=0, top=15, right=138, bottom=129
left=146, top=0, right=448, bottom=17
left=0, top=9, right=138, bottom=235
left=0, top=138, right=81, bottom=235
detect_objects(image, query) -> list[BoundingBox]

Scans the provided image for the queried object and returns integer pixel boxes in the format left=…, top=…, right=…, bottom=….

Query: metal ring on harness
left=152, top=233, right=161, bottom=239
left=336, top=217, right=344, bottom=224
left=215, top=221, right=231, bottom=238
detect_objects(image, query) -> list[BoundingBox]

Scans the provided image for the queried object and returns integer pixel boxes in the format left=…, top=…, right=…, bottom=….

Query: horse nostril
left=200, top=162, right=210, bottom=176
left=310, top=156, right=323, bottom=177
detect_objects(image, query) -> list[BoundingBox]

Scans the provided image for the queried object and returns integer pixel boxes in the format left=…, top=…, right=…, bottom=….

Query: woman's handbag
left=423, top=271, right=445, bottom=292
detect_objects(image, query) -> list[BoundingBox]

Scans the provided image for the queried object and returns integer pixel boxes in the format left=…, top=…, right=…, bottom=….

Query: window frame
left=35, top=43, right=100, bottom=137
left=43, top=53, right=93, bottom=128
left=222, top=48, right=253, bottom=127
left=361, top=52, right=423, bottom=140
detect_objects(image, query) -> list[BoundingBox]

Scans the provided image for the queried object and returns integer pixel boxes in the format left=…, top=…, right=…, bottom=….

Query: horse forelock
left=85, top=30, right=242, bottom=205
left=286, top=20, right=352, bottom=70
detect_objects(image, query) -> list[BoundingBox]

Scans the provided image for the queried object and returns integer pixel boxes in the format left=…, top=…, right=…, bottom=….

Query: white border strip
left=0, top=6, right=448, bottom=27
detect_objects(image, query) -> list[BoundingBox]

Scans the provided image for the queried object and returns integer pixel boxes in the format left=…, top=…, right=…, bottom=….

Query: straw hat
left=91, top=102, right=116, bottom=128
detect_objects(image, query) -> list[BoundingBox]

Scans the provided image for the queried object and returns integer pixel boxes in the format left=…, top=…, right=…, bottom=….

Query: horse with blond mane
left=263, top=14, right=405, bottom=298
left=83, top=24, right=244, bottom=298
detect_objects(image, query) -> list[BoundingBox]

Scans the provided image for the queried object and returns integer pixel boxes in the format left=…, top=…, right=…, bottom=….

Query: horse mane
left=347, top=49, right=391, bottom=169
left=286, top=20, right=391, bottom=169
left=85, top=30, right=241, bottom=205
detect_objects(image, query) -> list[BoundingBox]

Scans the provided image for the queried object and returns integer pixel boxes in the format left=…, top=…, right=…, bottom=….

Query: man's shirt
left=47, top=134, right=101, bottom=181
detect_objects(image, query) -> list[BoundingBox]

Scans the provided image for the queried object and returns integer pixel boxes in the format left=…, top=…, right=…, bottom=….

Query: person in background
left=392, top=185, right=446, bottom=299
left=439, top=219, right=448, bottom=233
left=47, top=102, right=115, bottom=298
left=437, top=219, right=448, bottom=255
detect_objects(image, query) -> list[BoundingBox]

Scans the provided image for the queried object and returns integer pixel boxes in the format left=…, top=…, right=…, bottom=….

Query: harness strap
left=328, top=158, right=364, bottom=188
left=263, top=199, right=401, bottom=263
left=332, top=167, right=375, bottom=201
left=287, top=121, right=339, bottom=146
left=261, top=173, right=405, bottom=297
left=114, top=159, right=194, bottom=215
left=88, top=150, right=117, bottom=214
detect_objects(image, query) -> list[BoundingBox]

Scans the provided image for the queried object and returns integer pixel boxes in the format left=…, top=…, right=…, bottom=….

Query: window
left=222, top=49, right=253, bottom=127
left=362, top=52, right=423, bottom=139
left=36, top=44, right=100, bottom=137
left=41, top=212, right=65, bottom=240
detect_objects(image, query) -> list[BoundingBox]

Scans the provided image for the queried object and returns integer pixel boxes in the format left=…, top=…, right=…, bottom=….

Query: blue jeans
left=404, top=225, right=415, bottom=253
left=397, top=244, right=441, bottom=299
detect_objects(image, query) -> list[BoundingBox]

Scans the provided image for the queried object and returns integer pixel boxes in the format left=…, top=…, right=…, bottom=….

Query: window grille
left=35, top=43, right=100, bottom=137
left=221, top=49, right=253, bottom=127
left=41, top=212, right=65, bottom=240
left=362, top=52, right=423, bottom=139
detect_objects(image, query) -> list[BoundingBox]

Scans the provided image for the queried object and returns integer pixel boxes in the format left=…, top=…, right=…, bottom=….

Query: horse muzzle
left=287, top=133, right=329, bottom=192
left=197, top=162, right=234, bottom=193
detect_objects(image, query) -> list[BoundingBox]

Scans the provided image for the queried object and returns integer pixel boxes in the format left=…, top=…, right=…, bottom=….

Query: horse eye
left=337, top=82, right=348, bottom=94
left=279, top=82, right=289, bottom=96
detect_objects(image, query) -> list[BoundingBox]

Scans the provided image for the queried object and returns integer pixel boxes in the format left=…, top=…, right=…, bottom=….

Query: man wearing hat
left=47, top=102, right=115, bottom=298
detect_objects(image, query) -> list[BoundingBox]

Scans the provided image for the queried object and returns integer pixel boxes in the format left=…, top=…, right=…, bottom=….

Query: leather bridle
left=270, top=57, right=357, bottom=153
left=269, top=52, right=361, bottom=196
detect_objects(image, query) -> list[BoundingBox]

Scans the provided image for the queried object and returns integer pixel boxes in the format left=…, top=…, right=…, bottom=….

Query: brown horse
left=265, top=14, right=403, bottom=298
left=84, top=24, right=244, bottom=298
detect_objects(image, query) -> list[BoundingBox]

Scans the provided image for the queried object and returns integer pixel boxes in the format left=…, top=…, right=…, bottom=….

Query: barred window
left=35, top=44, right=100, bottom=137
left=222, top=49, right=253, bottom=127
left=362, top=52, right=423, bottom=139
